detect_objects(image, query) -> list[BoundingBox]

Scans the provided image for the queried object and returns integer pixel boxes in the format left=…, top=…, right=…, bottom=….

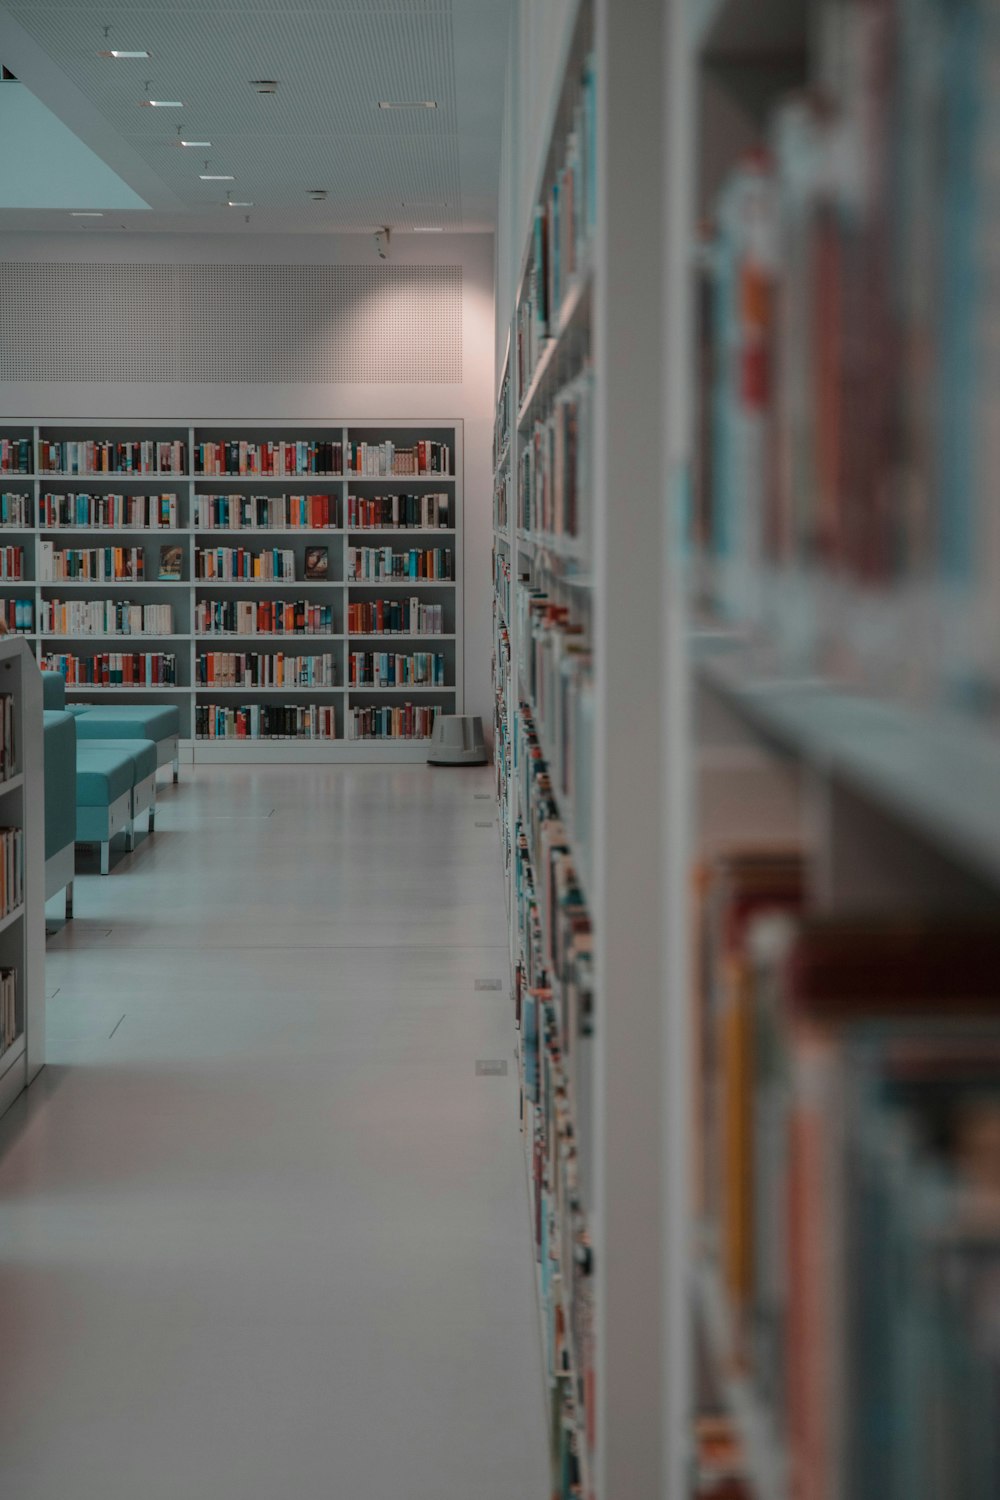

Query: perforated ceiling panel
left=0, top=261, right=463, bottom=383
left=8, top=3, right=465, bottom=228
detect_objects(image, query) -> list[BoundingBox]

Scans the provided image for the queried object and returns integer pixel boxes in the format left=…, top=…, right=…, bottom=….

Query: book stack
left=346, top=439, right=451, bottom=476
left=347, top=703, right=437, bottom=740
left=346, top=493, right=449, bottom=529
left=693, top=847, right=1000, bottom=1499
left=698, top=0, right=1000, bottom=709
left=41, top=652, right=177, bottom=686
left=0, top=601, right=32, bottom=634
left=195, top=599, right=334, bottom=636
left=495, top=361, right=511, bottom=469
left=0, top=494, right=30, bottom=527
left=494, top=549, right=511, bottom=623
left=0, top=695, right=14, bottom=781
left=0, top=547, right=25, bottom=581
left=194, top=440, right=342, bottom=476
left=40, top=599, right=173, bottom=636
left=0, top=828, right=24, bottom=917
left=40, top=439, right=185, bottom=475
left=516, top=52, right=596, bottom=396
left=494, top=468, right=511, bottom=533
left=0, top=438, right=31, bottom=475
left=346, top=546, right=453, bottom=582
left=512, top=705, right=596, bottom=1496
left=347, top=651, right=446, bottom=687
left=519, top=589, right=594, bottom=882
left=197, top=653, right=336, bottom=688
left=346, top=600, right=444, bottom=636
left=195, top=547, right=296, bottom=581
left=194, top=493, right=336, bottom=530
left=492, top=618, right=512, bottom=879
left=40, top=493, right=179, bottom=529
left=40, top=543, right=145, bottom=581
left=519, top=368, right=592, bottom=549
left=0, top=967, right=15, bottom=1055
left=196, top=703, right=337, bottom=740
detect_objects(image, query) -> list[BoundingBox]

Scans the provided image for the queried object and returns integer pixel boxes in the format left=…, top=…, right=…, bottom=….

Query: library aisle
left=0, top=766, right=548, bottom=1500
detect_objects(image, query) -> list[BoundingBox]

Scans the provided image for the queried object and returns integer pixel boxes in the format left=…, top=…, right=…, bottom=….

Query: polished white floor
left=0, top=764, right=548, bottom=1500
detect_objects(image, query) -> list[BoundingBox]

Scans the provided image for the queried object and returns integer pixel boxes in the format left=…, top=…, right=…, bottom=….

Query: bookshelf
left=0, top=421, right=464, bottom=761
left=0, top=638, right=45, bottom=1120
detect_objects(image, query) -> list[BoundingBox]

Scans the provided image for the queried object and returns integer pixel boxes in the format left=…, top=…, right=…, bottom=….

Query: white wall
left=0, top=229, right=496, bottom=729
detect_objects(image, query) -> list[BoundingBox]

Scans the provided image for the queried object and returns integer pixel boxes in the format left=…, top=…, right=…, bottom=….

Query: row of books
left=39, top=493, right=180, bottom=530
left=494, top=548, right=511, bottom=623
left=0, top=493, right=29, bottom=527
left=494, top=468, right=511, bottom=533
left=516, top=51, right=597, bottom=396
left=492, top=617, right=512, bottom=880
left=0, top=828, right=24, bottom=917
left=347, top=651, right=447, bottom=687
left=519, top=368, right=592, bottom=546
left=345, top=440, right=451, bottom=477
left=345, top=492, right=450, bottom=530
left=518, top=588, right=594, bottom=888
left=695, top=846, right=1000, bottom=1499
left=346, top=546, right=453, bottom=582
left=194, top=547, right=296, bottom=582
left=39, top=600, right=173, bottom=636
left=196, top=653, right=336, bottom=688
left=39, top=543, right=149, bottom=582
left=0, top=696, right=14, bottom=783
left=0, top=601, right=31, bottom=634
left=0, top=547, right=24, bottom=580
left=194, top=493, right=335, bottom=531
left=0, top=439, right=31, bottom=475
left=346, top=703, right=437, bottom=740
left=697, top=0, right=1000, bottom=710
left=194, top=600, right=335, bottom=637
left=0, top=967, right=16, bottom=1056
left=495, top=361, right=510, bottom=470
left=194, top=440, right=342, bottom=477
left=345, top=600, right=445, bottom=636
left=40, top=440, right=186, bottom=476
left=512, top=703, right=596, bottom=1494
left=41, top=653, right=177, bottom=686
left=196, top=703, right=337, bottom=740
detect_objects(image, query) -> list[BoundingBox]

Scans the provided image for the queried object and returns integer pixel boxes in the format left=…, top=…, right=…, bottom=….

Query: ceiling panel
left=0, top=0, right=507, bottom=231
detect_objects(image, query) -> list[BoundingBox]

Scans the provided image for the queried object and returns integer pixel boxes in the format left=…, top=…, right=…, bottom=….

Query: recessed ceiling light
left=100, top=49, right=151, bottom=59
left=378, top=100, right=437, bottom=110
left=413, top=226, right=443, bottom=232
left=142, top=99, right=183, bottom=108
left=179, top=140, right=211, bottom=148
left=228, top=201, right=254, bottom=208
left=200, top=174, right=234, bottom=181
left=70, top=211, right=104, bottom=217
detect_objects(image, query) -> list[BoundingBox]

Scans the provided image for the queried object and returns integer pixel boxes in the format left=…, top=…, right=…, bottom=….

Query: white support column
left=592, top=0, right=670, bottom=1493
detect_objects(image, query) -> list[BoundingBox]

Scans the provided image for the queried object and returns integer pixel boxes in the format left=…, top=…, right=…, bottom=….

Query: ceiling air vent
left=250, top=79, right=278, bottom=94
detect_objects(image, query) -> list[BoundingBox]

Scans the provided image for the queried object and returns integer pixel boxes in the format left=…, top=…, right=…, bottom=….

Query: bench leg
left=148, top=791, right=156, bottom=835
left=173, top=754, right=179, bottom=785
left=65, top=881, right=74, bottom=920
left=100, top=842, right=110, bottom=876
left=125, top=815, right=135, bottom=854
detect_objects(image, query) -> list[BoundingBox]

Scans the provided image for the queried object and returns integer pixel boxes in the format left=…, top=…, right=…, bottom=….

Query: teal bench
left=75, top=736, right=157, bottom=875
left=72, top=705, right=180, bottom=785
left=41, top=670, right=181, bottom=784
left=43, top=708, right=76, bottom=917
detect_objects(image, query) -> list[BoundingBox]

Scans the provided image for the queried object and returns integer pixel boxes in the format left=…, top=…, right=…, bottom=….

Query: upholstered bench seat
left=76, top=744, right=137, bottom=875
left=71, top=705, right=181, bottom=783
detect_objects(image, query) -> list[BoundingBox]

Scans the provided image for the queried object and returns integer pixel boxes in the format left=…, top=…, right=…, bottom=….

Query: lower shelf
left=189, top=739, right=436, bottom=763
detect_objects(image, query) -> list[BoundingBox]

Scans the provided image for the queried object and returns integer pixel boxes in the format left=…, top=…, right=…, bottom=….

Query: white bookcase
left=0, top=420, right=464, bottom=762
left=497, top=2, right=1000, bottom=1499
left=0, top=638, right=45, bottom=1119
